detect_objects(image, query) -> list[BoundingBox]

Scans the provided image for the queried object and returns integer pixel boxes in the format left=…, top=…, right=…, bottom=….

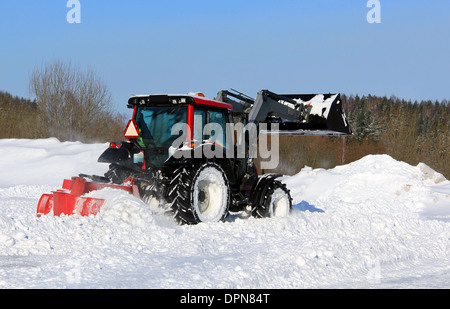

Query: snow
left=0, top=138, right=449, bottom=288
left=293, top=94, right=337, bottom=119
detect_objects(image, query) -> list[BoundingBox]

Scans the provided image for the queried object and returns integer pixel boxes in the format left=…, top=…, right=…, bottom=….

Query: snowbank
left=0, top=138, right=109, bottom=187
left=0, top=138, right=449, bottom=288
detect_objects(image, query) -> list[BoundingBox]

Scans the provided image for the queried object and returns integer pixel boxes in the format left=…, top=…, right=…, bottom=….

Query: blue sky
left=0, top=0, right=449, bottom=113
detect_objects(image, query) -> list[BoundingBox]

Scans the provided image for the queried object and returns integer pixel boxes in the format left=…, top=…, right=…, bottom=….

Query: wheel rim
left=269, top=188, right=290, bottom=217
left=197, top=180, right=214, bottom=214
left=192, top=166, right=228, bottom=222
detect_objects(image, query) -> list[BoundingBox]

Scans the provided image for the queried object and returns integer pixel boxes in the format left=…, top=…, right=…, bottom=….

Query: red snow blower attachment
left=36, top=176, right=140, bottom=217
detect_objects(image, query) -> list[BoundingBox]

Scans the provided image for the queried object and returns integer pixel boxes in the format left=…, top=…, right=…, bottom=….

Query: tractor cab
left=120, top=93, right=234, bottom=168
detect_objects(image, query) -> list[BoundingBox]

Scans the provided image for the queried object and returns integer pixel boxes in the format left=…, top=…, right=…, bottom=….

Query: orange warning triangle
left=124, top=120, right=140, bottom=139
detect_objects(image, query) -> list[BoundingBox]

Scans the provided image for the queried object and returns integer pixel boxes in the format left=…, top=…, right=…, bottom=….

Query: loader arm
left=248, top=90, right=311, bottom=125
left=215, top=89, right=253, bottom=114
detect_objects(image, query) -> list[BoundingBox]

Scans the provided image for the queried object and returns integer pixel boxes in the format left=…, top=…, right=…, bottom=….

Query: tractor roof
left=127, top=93, right=233, bottom=110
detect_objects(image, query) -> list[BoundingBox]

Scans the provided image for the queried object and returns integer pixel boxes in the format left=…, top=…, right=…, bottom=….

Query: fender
left=98, top=141, right=134, bottom=166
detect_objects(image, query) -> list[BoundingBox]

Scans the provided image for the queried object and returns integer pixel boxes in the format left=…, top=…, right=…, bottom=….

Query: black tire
left=140, top=178, right=166, bottom=210
left=252, top=180, right=292, bottom=218
left=168, top=162, right=230, bottom=225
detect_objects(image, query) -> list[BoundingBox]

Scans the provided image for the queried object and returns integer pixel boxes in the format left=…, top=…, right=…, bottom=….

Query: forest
left=1, top=89, right=448, bottom=179
left=0, top=90, right=125, bottom=143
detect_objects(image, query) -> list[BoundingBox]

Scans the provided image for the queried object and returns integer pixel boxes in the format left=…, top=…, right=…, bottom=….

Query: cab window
left=207, top=110, right=227, bottom=148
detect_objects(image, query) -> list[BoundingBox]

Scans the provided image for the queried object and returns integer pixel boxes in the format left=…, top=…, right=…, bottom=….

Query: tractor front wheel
left=252, top=179, right=292, bottom=219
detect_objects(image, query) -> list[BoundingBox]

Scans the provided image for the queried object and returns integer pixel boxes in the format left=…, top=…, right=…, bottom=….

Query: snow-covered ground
left=0, top=138, right=449, bottom=288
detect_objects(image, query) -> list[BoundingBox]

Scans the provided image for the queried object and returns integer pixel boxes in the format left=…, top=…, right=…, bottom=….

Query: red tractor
left=37, top=89, right=351, bottom=225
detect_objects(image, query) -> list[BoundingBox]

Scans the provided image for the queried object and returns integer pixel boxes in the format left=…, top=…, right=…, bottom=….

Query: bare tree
left=29, top=60, right=113, bottom=142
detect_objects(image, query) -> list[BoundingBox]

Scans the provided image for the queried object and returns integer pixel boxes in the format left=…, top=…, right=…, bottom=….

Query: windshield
left=135, top=105, right=188, bottom=149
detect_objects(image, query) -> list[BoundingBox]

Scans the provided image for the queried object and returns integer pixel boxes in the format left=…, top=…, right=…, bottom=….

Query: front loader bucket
left=279, top=93, right=352, bottom=135
left=37, top=176, right=140, bottom=217
left=243, top=90, right=352, bottom=136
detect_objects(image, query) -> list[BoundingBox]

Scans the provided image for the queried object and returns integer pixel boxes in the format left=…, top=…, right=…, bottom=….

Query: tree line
left=344, top=94, right=448, bottom=177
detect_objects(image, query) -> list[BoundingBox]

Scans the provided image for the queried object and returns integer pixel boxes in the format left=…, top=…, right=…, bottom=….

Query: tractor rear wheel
left=168, top=162, right=230, bottom=225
